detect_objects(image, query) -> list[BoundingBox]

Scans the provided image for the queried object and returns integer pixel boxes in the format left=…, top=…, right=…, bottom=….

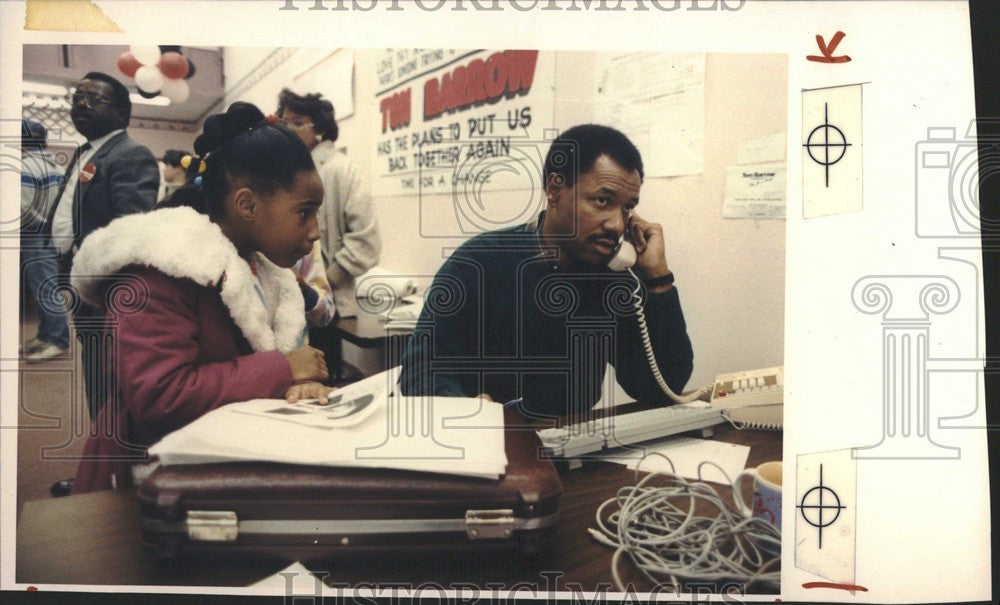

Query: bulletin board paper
left=723, top=162, right=787, bottom=219
left=594, top=52, right=706, bottom=177
left=738, top=132, right=787, bottom=166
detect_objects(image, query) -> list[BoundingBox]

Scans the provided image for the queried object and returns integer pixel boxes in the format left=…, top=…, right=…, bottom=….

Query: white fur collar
left=70, top=206, right=305, bottom=353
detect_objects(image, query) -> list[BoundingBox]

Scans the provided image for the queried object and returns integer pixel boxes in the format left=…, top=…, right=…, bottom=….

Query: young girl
left=70, top=102, right=332, bottom=493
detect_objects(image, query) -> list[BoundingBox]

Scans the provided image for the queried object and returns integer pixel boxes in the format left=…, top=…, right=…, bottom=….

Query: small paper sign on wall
left=801, top=84, right=863, bottom=218
left=723, top=163, right=786, bottom=219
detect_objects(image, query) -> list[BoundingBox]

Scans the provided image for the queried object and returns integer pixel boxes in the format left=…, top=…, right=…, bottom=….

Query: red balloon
left=157, top=52, right=189, bottom=80
left=116, top=52, right=141, bottom=79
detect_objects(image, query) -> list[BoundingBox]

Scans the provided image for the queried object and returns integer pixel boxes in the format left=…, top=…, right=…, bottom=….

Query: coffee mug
left=734, top=460, right=782, bottom=533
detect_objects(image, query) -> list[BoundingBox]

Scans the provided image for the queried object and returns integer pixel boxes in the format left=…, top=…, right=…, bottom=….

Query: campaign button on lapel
left=79, top=162, right=97, bottom=183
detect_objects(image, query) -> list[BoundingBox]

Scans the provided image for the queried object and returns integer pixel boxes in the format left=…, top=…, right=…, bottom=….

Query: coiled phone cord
left=588, top=454, right=781, bottom=592
left=627, top=268, right=713, bottom=404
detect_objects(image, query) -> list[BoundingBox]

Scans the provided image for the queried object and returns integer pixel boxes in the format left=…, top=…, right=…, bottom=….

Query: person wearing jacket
left=399, top=124, right=694, bottom=421
left=48, top=72, right=160, bottom=421
left=70, top=102, right=331, bottom=493
left=20, top=119, right=71, bottom=361
left=277, top=88, right=381, bottom=318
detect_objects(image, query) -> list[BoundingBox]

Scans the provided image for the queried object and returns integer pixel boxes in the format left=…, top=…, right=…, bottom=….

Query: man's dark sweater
left=398, top=216, right=694, bottom=420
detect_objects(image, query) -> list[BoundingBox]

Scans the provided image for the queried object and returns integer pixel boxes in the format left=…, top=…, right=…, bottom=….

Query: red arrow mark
left=807, top=31, right=852, bottom=63
left=803, top=582, right=869, bottom=592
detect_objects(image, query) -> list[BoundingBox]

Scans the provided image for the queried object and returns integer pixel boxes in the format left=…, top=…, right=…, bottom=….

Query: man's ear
left=233, top=187, right=257, bottom=221
left=544, top=173, right=565, bottom=208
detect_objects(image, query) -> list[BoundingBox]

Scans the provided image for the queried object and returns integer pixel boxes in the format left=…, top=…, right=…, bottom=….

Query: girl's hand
left=286, top=381, right=335, bottom=403
left=284, top=346, right=328, bottom=382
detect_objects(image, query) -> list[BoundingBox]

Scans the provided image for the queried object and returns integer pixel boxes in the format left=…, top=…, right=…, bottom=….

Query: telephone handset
left=609, top=229, right=713, bottom=404
left=607, top=238, right=638, bottom=272
left=609, top=211, right=638, bottom=272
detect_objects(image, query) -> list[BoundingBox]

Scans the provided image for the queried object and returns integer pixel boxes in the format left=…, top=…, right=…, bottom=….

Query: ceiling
left=23, top=44, right=224, bottom=124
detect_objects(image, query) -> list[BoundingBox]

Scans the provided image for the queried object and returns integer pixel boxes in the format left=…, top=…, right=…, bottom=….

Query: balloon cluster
left=116, top=45, right=196, bottom=104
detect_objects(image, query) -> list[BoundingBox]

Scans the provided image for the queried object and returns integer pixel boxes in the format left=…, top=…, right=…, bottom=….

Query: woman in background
left=277, top=89, right=381, bottom=318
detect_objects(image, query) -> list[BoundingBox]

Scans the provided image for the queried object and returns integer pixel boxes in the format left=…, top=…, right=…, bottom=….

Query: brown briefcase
left=136, top=411, right=561, bottom=561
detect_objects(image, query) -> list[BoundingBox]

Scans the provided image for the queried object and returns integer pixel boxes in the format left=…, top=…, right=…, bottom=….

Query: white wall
left=129, top=127, right=198, bottom=160
left=223, top=48, right=787, bottom=390
left=222, top=48, right=323, bottom=120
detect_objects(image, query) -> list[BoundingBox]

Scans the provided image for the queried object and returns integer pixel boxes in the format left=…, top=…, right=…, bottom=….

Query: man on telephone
left=399, top=124, right=693, bottom=421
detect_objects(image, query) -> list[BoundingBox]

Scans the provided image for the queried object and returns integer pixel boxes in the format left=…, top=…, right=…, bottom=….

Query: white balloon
left=134, top=65, right=164, bottom=93
left=130, top=45, right=161, bottom=66
left=160, top=78, right=190, bottom=104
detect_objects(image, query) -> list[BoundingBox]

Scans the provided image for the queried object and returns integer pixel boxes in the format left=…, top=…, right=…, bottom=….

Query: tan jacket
left=312, top=140, right=381, bottom=317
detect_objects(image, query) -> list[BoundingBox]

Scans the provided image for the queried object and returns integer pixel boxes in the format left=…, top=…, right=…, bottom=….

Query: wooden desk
left=330, top=302, right=414, bottom=377
left=16, top=424, right=780, bottom=593
left=333, top=299, right=417, bottom=347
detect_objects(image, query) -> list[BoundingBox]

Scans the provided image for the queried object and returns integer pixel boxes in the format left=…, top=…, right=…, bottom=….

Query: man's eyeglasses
left=65, top=92, right=114, bottom=108
left=281, top=120, right=315, bottom=132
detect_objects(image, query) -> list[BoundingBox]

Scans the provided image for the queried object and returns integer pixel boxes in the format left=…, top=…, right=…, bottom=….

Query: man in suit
left=48, top=71, right=159, bottom=427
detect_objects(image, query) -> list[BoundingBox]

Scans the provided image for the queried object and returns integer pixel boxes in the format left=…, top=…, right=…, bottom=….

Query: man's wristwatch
left=643, top=272, right=675, bottom=288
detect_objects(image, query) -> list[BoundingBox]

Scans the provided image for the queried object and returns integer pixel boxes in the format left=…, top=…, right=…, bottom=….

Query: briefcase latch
left=465, top=509, right=515, bottom=540
left=186, top=510, right=238, bottom=542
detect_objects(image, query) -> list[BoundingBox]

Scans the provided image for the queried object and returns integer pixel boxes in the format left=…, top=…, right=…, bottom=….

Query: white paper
left=601, top=436, right=750, bottom=486
left=149, top=392, right=507, bottom=479
left=231, top=370, right=391, bottom=428
left=795, top=448, right=858, bottom=587
left=738, top=132, right=787, bottom=165
left=382, top=295, right=423, bottom=322
left=594, top=52, right=705, bottom=177
left=355, top=266, right=418, bottom=299
left=801, top=84, right=864, bottom=218
left=592, top=97, right=652, bottom=170
left=723, top=162, right=786, bottom=219
left=230, top=394, right=379, bottom=429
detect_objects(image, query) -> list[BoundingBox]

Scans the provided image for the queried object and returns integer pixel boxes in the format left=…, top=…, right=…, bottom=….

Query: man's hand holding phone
left=627, top=212, right=673, bottom=291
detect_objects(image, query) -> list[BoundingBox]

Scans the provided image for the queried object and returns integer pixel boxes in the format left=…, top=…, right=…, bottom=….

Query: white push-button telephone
left=607, top=235, right=782, bottom=408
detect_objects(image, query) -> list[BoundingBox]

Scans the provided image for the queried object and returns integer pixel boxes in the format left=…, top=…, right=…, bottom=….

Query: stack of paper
left=148, top=369, right=507, bottom=479
left=380, top=294, right=423, bottom=331
left=355, top=266, right=417, bottom=299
